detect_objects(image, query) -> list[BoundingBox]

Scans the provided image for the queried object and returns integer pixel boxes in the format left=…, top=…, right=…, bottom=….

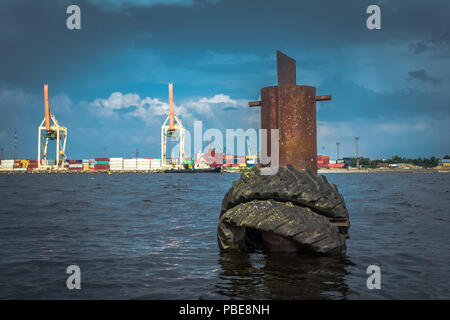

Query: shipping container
left=94, top=164, right=109, bottom=170
left=329, top=163, right=345, bottom=168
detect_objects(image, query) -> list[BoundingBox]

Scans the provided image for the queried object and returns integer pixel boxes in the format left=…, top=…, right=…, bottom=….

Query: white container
left=1, top=160, right=14, bottom=166
left=136, top=164, right=151, bottom=170
left=123, top=158, right=137, bottom=170
left=110, top=158, right=124, bottom=170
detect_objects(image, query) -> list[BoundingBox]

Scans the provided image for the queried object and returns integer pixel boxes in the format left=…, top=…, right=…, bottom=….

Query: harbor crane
left=37, top=84, right=68, bottom=170
left=161, top=83, right=185, bottom=168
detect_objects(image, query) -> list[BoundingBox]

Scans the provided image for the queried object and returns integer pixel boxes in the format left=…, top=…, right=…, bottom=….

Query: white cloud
left=91, top=91, right=191, bottom=124
left=184, top=94, right=247, bottom=118
left=51, top=93, right=73, bottom=114
left=90, top=91, right=247, bottom=123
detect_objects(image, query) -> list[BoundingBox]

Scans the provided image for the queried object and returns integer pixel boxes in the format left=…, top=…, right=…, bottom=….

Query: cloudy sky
left=0, top=0, right=449, bottom=159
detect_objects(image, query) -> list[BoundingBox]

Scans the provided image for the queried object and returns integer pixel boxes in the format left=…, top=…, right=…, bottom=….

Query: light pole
left=355, top=137, right=360, bottom=169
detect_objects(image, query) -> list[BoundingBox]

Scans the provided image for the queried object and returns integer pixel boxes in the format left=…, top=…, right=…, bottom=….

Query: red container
left=329, top=163, right=345, bottom=168
left=95, top=158, right=109, bottom=161
left=94, top=164, right=109, bottom=170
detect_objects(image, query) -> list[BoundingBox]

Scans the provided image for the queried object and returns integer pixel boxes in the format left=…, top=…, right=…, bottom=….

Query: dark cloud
left=410, top=41, right=428, bottom=54
left=1, top=0, right=450, bottom=159
left=408, top=69, right=443, bottom=86
left=222, top=106, right=238, bottom=111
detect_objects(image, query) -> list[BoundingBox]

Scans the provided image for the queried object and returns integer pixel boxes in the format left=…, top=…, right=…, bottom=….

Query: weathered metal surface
left=278, top=85, right=317, bottom=174
left=277, top=50, right=296, bottom=85
left=261, top=86, right=278, bottom=158
left=249, top=50, right=332, bottom=174
left=315, top=95, right=332, bottom=101
left=248, top=101, right=261, bottom=107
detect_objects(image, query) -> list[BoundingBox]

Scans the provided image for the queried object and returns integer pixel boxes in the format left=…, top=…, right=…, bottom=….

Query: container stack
left=82, top=159, right=90, bottom=171
left=13, top=160, right=28, bottom=172
left=224, top=154, right=233, bottom=166
left=109, top=158, right=124, bottom=171
left=47, top=159, right=56, bottom=166
left=0, top=160, right=14, bottom=171
left=28, top=160, right=38, bottom=171
left=89, top=159, right=95, bottom=171
left=329, top=163, right=345, bottom=168
left=150, top=158, right=161, bottom=170
left=69, top=159, right=83, bottom=171
left=123, top=158, right=137, bottom=171
left=438, top=159, right=450, bottom=167
left=317, top=155, right=330, bottom=168
left=94, top=158, right=109, bottom=171
left=246, top=155, right=257, bottom=168
left=136, top=158, right=151, bottom=171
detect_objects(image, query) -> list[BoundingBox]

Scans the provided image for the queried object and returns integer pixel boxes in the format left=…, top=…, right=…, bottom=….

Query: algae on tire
left=218, top=166, right=350, bottom=255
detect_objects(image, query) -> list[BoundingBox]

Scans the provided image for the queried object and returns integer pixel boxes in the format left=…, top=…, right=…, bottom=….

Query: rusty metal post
left=278, top=85, right=317, bottom=173
left=260, top=86, right=278, bottom=157
left=249, top=50, right=331, bottom=175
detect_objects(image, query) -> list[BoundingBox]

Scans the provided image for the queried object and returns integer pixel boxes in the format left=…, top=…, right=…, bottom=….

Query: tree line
left=348, top=155, right=450, bottom=168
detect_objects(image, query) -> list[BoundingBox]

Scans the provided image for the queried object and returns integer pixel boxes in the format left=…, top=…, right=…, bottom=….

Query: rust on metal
left=315, top=95, right=332, bottom=101
left=248, top=101, right=262, bottom=107
left=261, top=86, right=278, bottom=158
left=249, top=50, right=332, bottom=174
left=277, top=50, right=296, bottom=85
left=278, top=85, right=317, bottom=173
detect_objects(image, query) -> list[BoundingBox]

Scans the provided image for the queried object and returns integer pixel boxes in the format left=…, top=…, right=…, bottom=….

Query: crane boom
left=169, top=83, right=174, bottom=132
left=44, top=84, right=51, bottom=132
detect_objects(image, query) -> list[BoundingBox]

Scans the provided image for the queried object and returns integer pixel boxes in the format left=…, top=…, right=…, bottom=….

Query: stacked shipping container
left=94, top=158, right=109, bottom=171
left=123, top=158, right=137, bottom=171
left=137, top=158, right=151, bottom=171
left=109, top=158, right=123, bottom=171
left=150, top=158, right=161, bottom=170
left=69, top=159, right=83, bottom=171
left=317, top=155, right=330, bottom=168
left=0, top=160, right=14, bottom=170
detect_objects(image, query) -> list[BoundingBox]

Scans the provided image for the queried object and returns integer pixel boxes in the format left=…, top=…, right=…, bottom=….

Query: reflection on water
left=216, top=252, right=353, bottom=299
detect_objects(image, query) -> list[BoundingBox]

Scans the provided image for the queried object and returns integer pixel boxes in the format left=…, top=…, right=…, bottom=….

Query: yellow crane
left=37, top=84, right=68, bottom=170
left=161, top=83, right=185, bottom=168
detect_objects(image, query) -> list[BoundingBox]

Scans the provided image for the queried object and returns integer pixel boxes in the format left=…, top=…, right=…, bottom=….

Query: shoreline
left=319, top=168, right=450, bottom=173
left=1, top=168, right=449, bottom=174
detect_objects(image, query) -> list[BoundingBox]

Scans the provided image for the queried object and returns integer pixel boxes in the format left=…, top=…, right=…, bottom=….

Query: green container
left=95, top=161, right=109, bottom=165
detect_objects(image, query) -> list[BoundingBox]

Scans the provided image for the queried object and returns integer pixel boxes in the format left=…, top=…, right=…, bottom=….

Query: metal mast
left=336, top=142, right=340, bottom=160
left=14, top=131, right=17, bottom=160
left=355, top=137, right=359, bottom=168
